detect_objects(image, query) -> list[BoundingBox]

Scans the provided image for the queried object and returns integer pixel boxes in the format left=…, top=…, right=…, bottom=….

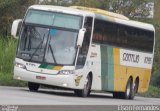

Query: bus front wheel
left=74, top=75, right=92, bottom=97
left=28, top=82, right=40, bottom=92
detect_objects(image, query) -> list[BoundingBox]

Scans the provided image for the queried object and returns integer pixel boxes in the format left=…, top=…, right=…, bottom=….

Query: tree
left=72, top=0, right=152, bottom=17
left=72, top=0, right=102, bottom=7
left=40, top=0, right=72, bottom=6
left=0, top=0, right=35, bottom=36
left=39, top=0, right=152, bottom=18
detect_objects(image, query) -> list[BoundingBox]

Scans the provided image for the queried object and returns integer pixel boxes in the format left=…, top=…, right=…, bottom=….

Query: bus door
left=76, top=17, right=93, bottom=69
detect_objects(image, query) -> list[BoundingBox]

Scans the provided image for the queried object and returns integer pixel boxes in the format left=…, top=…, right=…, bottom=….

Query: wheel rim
left=126, top=82, right=131, bottom=97
left=83, top=76, right=90, bottom=96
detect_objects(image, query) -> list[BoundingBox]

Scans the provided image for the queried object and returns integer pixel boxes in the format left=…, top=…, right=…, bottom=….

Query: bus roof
left=70, top=6, right=129, bottom=20
left=29, top=5, right=94, bottom=17
left=115, top=18, right=155, bottom=31
left=71, top=6, right=155, bottom=32
left=29, top=5, right=155, bottom=32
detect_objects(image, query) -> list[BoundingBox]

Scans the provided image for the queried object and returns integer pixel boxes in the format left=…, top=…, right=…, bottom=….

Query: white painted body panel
left=14, top=66, right=75, bottom=88
left=29, top=5, right=94, bottom=17
left=87, top=44, right=102, bottom=90
left=14, top=58, right=86, bottom=89
left=120, top=49, right=153, bottom=69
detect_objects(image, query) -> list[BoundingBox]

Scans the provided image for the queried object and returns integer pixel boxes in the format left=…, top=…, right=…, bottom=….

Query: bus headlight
left=15, top=62, right=26, bottom=69
left=58, top=70, right=75, bottom=75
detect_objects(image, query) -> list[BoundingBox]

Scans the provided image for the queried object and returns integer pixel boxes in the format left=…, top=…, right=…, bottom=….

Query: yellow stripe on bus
left=113, top=48, right=152, bottom=93
left=53, top=66, right=62, bottom=70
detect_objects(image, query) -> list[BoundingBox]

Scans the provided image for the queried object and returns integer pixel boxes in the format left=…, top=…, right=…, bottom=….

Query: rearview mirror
left=11, top=19, right=22, bottom=39
left=77, top=28, right=86, bottom=47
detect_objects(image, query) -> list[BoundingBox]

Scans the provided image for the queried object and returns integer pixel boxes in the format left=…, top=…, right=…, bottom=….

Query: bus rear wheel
left=113, top=92, right=122, bottom=99
left=74, top=75, right=92, bottom=97
left=130, top=79, right=139, bottom=99
left=121, top=78, right=133, bottom=99
left=28, top=82, right=40, bottom=92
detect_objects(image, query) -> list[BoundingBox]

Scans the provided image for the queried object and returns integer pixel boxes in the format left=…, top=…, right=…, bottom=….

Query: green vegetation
left=0, top=0, right=35, bottom=36
left=138, top=86, right=160, bottom=98
left=0, top=37, right=26, bottom=86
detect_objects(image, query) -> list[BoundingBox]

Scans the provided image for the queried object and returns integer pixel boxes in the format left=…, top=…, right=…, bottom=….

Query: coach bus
left=11, top=5, right=155, bottom=99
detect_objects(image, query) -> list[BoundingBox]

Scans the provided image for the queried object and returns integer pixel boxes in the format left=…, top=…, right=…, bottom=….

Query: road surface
left=0, top=86, right=160, bottom=105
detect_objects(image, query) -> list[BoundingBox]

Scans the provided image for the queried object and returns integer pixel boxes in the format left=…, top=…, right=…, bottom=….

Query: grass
left=0, top=37, right=16, bottom=73
left=0, top=72, right=26, bottom=87
left=138, top=86, right=160, bottom=98
left=0, top=37, right=26, bottom=87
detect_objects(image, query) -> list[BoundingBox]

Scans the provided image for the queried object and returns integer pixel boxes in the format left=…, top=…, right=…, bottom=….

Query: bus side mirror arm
left=77, top=28, right=86, bottom=47
left=11, top=19, right=22, bottom=39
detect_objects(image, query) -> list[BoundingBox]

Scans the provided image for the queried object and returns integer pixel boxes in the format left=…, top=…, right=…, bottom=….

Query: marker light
left=15, top=62, right=26, bottom=69
left=58, top=70, right=75, bottom=75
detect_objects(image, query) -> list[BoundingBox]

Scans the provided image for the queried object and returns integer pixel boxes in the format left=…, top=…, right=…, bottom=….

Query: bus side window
left=92, top=19, right=104, bottom=44
left=76, top=17, right=93, bottom=68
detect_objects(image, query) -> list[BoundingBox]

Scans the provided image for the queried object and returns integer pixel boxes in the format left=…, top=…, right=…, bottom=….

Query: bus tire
left=28, top=82, right=40, bottom=92
left=121, top=78, right=132, bottom=99
left=74, top=75, right=92, bottom=97
left=134, top=79, right=139, bottom=93
left=129, top=86, right=135, bottom=100
left=113, top=92, right=120, bottom=98
left=130, top=79, right=139, bottom=99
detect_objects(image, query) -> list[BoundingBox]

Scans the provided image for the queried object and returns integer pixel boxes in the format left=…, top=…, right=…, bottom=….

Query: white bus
left=11, top=5, right=155, bottom=99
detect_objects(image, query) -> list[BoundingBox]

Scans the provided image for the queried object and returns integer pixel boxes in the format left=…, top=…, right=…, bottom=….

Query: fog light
left=63, top=83, right=68, bottom=87
left=17, top=76, right=21, bottom=80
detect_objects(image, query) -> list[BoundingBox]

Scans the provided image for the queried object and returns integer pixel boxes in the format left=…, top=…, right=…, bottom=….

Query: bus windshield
left=17, top=10, right=82, bottom=65
left=25, top=10, right=82, bottom=30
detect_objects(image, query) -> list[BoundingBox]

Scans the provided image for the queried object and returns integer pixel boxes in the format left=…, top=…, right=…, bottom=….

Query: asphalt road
left=0, top=86, right=160, bottom=105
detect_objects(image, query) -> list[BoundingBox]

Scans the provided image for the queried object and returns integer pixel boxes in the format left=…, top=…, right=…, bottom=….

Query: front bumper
left=14, top=67, right=81, bottom=89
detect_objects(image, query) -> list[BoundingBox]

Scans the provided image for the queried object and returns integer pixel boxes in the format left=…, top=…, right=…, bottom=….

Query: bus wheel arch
left=88, top=72, right=93, bottom=88
left=88, top=72, right=93, bottom=93
left=134, top=77, right=139, bottom=93
left=74, top=72, right=93, bottom=97
left=28, top=82, right=40, bottom=92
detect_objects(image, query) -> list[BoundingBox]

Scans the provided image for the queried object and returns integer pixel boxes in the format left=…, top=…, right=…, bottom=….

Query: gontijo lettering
left=123, top=53, right=139, bottom=63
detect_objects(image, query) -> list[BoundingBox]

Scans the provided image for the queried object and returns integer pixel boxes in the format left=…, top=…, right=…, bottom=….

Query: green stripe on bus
left=107, top=47, right=114, bottom=91
left=39, top=64, right=48, bottom=68
left=39, top=64, right=63, bottom=71
left=101, top=45, right=108, bottom=90
left=39, top=64, right=54, bottom=70
left=46, top=65, right=54, bottom=69
left=101, top=45, right=114, bottom=91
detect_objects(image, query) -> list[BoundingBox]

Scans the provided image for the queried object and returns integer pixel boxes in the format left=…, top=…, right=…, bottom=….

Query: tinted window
left=92, top=19, right=154, bottom=52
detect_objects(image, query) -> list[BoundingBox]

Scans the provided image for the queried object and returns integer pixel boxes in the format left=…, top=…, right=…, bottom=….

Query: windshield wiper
left=29, top=34, right=45, bottom=61
left=49, top=44, right=57, bottom=64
